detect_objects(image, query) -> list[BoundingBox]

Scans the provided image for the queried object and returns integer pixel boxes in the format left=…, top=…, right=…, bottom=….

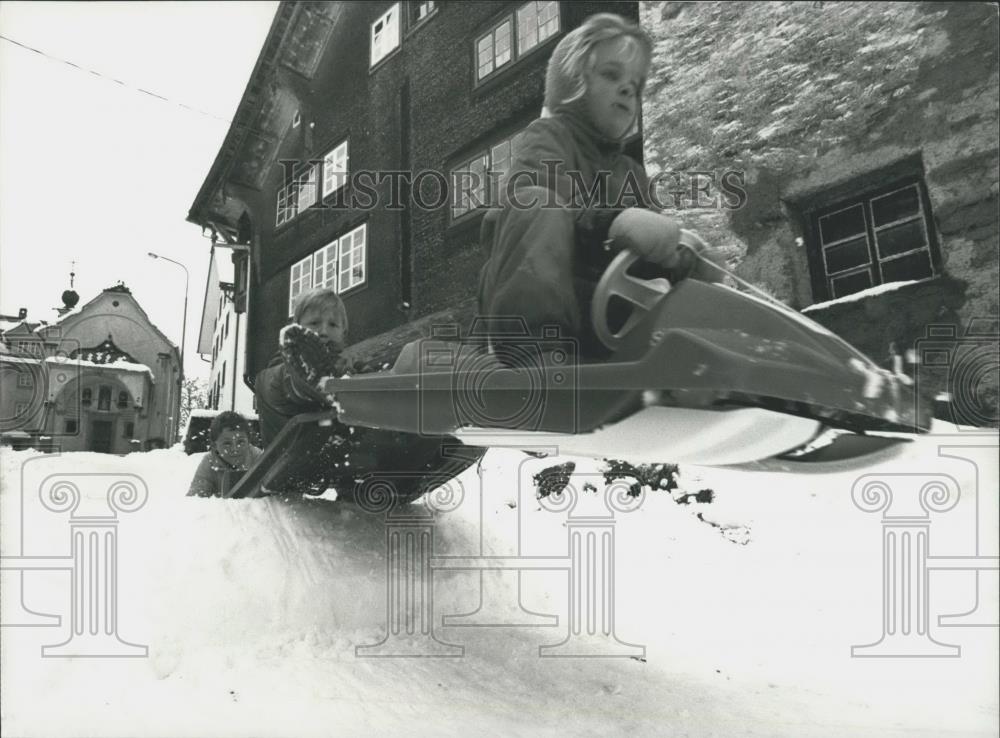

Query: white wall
left=208, top=295, right=255, bottom=416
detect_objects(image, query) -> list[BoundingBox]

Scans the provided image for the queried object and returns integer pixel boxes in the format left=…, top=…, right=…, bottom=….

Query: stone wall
left=641, top=1, right=998, bottom=420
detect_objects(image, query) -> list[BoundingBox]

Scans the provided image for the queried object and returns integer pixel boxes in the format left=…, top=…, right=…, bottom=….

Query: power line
left=0, top=34, right=234, bottom=124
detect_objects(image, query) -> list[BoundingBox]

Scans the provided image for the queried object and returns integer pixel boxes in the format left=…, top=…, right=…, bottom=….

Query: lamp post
left=148, top=252, right=189, bottom=442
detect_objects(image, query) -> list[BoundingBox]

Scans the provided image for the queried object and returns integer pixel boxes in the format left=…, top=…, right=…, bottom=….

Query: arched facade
left=0, top=284, right=180, bottom=452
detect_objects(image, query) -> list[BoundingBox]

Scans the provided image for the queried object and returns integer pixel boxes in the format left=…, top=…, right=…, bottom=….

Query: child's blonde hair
left=543, top=13, right=652, bottom=113
left=292, top=287, right=348, bottom=332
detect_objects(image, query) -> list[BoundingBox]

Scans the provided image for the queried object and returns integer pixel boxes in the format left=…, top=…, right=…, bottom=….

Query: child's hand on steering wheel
left=608, top=208, right=726, bottom=284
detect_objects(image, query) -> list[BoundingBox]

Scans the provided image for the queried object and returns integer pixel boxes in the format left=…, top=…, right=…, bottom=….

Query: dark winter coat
left=187, top=445, right=263, bottom=498
left=254, top=351, right=318, bottom=448
left=477, top=107, right=651, bottom=355
left=254, top=349, right=372, bottom=447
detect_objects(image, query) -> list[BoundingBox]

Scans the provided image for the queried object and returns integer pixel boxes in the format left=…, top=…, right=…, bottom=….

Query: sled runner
left=224, top=410, right=485, bottom=501
left=318, top=233, right=931, bottom=470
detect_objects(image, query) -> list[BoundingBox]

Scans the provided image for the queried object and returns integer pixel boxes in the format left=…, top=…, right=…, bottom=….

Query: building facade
left=0, top=284, right=181, bottom=452
left=197, top=246, right=255, bottom=414
left=188, top=1, right=997, bottom=428
left=188, top=0, right=642, bottom=392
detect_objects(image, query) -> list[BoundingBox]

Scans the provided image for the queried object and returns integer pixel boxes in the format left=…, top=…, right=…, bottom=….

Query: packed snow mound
left=2, top=430, right=998, bottom=737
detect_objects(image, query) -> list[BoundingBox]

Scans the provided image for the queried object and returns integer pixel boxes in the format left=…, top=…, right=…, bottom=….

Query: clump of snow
left=2, top=427, right=997, bottom=737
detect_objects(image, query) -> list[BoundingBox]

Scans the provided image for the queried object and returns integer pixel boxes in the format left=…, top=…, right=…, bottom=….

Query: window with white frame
left=276, top=181, right=297, bottom=227
left=312, top=239, right=339, bottom=291
left=409, top=0, right=436, bottom=24
left=810, top=179, right=938, bottom=300
left=477, top=19, right=512, bottom=81
left=14, top=340, right=41, bottom=356
left=452, top=129, right=527, bottom=219
left=517, top=0, right=559, bottom=55
left=338, top=224, right=367, bottom=292
left=15, top=402, right=29, bottom=417
left=276, top=164, right=319, bottom=227
left=476, top=1, right=559, bottom=83
left=296, top=164, right=318, bottom=212
left=453, top=153, right=489, bottom=219
left=288, top=253, right=314, bottom=316
left=371, top=3, right=401, bottom=67
left=322, top=140, right=349, bottom=198
left=17, top=372, right=33, bottom=388
left=287, top=223, right=368, bottom=315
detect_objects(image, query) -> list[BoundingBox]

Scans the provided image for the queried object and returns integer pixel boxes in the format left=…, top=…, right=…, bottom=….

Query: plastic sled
left=320, top=233, right=931, bottom=470
left=225, top=409, right=485, bottom=502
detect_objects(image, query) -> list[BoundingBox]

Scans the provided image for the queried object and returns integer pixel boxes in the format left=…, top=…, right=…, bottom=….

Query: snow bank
left=2, top=426, right=997, bottom=737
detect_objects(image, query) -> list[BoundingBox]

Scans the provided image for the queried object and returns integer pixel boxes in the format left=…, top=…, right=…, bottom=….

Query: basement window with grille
left=803, top=175, right=941, bottom=301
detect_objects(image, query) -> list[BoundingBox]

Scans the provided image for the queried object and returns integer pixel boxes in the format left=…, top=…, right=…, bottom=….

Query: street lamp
left=147, top=252, right=189, bottom=373
left=148, top=252, right=189, bottom=440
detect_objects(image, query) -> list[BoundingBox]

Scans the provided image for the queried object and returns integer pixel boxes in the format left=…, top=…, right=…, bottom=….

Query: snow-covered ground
left=2, top=423, right=997, bottom=737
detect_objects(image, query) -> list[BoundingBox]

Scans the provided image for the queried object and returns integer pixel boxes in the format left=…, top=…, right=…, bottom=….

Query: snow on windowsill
left=802, top=279, right=923, bottom=313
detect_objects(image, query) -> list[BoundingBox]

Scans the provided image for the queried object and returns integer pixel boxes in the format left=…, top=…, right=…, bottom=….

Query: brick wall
left=243, top=1, right=641, bottom=375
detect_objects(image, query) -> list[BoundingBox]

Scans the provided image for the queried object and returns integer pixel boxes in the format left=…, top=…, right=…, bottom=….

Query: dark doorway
left=90, top=420, right=113, bottom=453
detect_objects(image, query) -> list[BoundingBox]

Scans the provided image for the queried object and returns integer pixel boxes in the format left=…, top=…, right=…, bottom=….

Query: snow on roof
left=43, top=355, right=154, bottom=378
left=52, top=307, right=81, bottom=324
left=0, top=320, right=45, bottom=335
left=802, top=280, right=921, bottom=313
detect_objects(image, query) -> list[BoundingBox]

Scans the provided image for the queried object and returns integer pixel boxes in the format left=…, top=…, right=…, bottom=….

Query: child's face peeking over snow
left=300, top=303, right=346, bottom=352
left=582, top=36, right=647, bottom=141
left=214, top=428, right=250, bottom=467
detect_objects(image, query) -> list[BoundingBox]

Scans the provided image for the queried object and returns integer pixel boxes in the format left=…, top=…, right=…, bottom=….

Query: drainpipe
left=231, top=310, right=240, bottom=411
